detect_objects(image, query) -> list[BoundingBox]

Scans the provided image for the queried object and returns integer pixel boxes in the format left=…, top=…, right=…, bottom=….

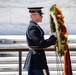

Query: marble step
left=0, top=51, right=76, bottom=75
left=0, top=56, right=76, bottom=64
left=0, top=51, right=76, bottom=57
left=0, top=63, right=76, bottom=71
left=0, top=71, right=75, bottom=75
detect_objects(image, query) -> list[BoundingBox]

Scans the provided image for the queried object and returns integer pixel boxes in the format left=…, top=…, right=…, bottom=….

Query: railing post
left=19, top=50, right=22, bottom=75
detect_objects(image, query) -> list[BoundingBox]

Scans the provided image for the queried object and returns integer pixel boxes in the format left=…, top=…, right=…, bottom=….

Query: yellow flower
left=64, top=33, right=68, bottom=38
left=64, top=50, right=67, bottom=54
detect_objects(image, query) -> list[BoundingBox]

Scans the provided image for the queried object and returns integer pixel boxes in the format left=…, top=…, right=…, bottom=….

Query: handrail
left=0, top=44, right=76, bottom=75
left=0, top=43, right=76, bottom=50
left=0, top=35, right=76, bottom=75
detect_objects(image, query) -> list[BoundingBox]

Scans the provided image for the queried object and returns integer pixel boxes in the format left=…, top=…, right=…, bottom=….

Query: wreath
left=50, top=4, right=68, bottom=57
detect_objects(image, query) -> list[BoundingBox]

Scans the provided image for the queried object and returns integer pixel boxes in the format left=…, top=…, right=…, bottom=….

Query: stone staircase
left=0, top=35, right=76, bottom=75
left=0, top=51, right=76, bottom=75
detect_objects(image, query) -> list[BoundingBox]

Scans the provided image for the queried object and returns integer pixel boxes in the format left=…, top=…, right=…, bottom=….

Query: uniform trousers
left=28, top=69, right=50, bottom=75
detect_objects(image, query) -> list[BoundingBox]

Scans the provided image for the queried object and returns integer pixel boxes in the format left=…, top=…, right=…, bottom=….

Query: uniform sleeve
left=28, top=26, right=56, bottom=48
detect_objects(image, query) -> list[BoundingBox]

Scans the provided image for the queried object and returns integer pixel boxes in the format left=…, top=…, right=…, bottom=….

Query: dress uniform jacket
left=24, top=20, right=56, bottom=70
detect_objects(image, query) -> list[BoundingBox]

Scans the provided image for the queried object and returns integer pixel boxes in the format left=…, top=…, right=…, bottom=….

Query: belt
left=29, top=46, right=43, bottom=50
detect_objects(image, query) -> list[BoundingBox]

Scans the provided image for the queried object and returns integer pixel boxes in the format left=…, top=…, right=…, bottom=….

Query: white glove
left=52, top=32, right=57, bottom=37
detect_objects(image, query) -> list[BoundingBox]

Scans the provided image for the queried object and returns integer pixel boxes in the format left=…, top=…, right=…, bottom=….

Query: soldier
left=23, top=7, right=56, bottom=75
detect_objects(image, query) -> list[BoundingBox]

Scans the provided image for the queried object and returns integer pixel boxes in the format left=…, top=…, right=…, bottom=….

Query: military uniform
left=23, top=7, right=56, bottom=75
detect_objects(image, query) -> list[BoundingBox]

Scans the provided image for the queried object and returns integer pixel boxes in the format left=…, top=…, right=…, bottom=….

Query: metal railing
left=0, top=35, right=76, bottom=75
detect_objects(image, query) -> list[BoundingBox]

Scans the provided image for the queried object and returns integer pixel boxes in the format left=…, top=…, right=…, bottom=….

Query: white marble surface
left=0, top=0, right=76, bottom=35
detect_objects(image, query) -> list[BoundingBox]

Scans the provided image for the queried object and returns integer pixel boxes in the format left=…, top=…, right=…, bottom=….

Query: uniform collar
left=30, top=20, right=38, bottom=25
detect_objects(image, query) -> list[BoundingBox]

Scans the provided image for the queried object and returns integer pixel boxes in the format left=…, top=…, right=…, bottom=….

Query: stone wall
left=0, top=0, right=76, bottom=35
